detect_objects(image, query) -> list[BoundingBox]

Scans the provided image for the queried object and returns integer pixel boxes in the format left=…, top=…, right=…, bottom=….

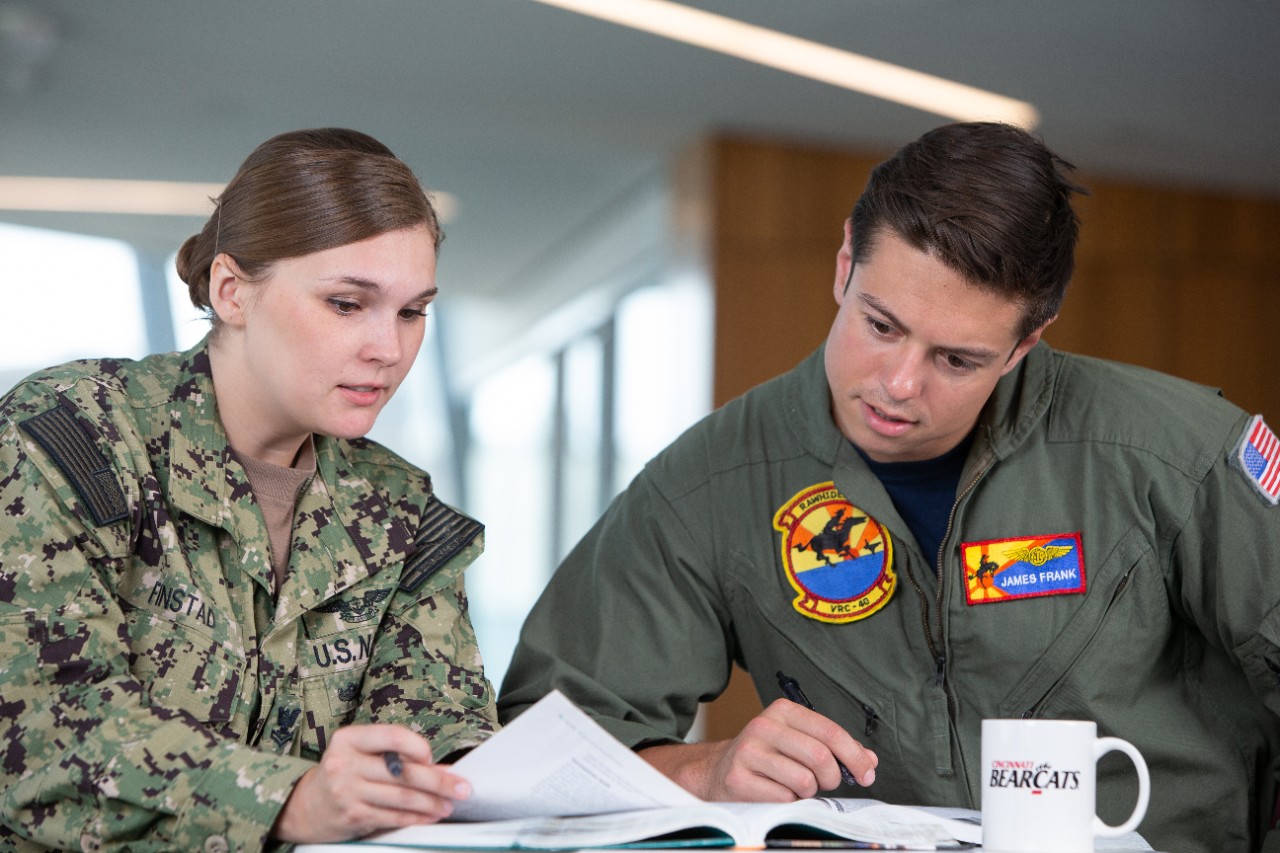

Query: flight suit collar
left=784, top=346, right=902, bottom=528
left=974, top=340, right=1057, bottom=462
left=783, top=342, right=1058, bottom=579
left=785, top=346, right=847, bottom=469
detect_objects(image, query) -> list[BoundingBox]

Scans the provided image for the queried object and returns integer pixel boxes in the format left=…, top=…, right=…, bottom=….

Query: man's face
left=824, top=224, right=1047, bottom=463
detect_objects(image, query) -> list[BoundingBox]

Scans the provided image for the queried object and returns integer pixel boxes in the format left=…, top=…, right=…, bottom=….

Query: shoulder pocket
left=19, top=402, right=128, bottom=527
left=399, top=499, right=484, bottom=594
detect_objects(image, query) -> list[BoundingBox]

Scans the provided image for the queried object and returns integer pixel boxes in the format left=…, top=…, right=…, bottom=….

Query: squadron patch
left=773, top=482, right=894, bottom=623
left=1233, top=414, right=1279, bottom=506
left=962, top=532, right=1086, bottom=605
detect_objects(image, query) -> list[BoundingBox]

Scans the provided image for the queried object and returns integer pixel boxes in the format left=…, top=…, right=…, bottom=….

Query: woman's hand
left=271, top=723, right=471, bottom=843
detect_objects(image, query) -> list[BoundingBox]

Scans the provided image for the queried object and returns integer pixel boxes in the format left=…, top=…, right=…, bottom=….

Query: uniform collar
left=778, top=349, right=909, bottom=543
left=165, top=339, right=239, bottom=528
left=787, top=342, right=1057, bottom=558
left=785, top=346, right=848, bottom=469
left=787, top=341, right=1058, bottom=470
left=974, top=340, right=1057, bottom=461
left=273, top=434, right=414, bottom=623
left=164, top=338, right=412, bottom=613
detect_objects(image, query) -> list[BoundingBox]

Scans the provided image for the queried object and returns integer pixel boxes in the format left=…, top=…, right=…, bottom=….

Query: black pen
left=776, top=670, right=860, bottom=788
left=383, top=750, right=404, bottom=778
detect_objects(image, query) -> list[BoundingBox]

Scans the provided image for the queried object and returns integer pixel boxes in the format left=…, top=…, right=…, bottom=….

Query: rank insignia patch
left=773, top=482, right=895, bottom=623
left=962, top=532, right=1086, bottom=605
left=1233, top=414, right=1279, bottom=506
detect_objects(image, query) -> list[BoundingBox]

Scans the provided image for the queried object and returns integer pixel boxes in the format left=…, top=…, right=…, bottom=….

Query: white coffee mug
left=981, top=719, right=1150, bottom=853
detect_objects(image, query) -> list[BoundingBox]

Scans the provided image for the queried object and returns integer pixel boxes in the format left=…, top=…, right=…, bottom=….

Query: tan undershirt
left=234, top=440, right=316, bottom=590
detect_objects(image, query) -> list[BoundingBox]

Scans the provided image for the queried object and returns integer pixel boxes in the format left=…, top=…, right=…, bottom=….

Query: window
left=462, top=275, right=711, bottom=687
left=464, top=354, right=558, bottom=681
left=0, top=223, right=147, bottom=391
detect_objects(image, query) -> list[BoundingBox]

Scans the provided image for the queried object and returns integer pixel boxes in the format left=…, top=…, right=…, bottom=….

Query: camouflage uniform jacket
left=0, top=342, right=498, bottom=852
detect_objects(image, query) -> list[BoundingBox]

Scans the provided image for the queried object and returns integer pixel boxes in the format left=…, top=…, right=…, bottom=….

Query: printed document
left=448, top=689, right=699, bottom=821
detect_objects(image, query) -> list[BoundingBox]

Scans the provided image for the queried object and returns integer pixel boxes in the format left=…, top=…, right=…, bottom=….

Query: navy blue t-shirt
left=855, top=433, right=973, bottom=572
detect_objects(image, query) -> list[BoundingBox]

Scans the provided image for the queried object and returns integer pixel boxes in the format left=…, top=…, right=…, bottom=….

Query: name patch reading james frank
left=962, top=532, right=1086, bottom=605
left=773, top=482, right=895, bottom=623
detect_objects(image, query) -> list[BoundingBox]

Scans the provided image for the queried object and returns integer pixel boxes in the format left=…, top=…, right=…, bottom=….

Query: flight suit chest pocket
left=724, top=558, right=907, bottom=769
left=994, top=525, right=1151, bottom=719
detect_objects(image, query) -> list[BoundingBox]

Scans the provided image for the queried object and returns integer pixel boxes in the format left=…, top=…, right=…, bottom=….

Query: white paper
left=448, top=689, right=700, bottom=821
left=801, top=799, right=985, bottom=846
left=303, top=800, right=1157, bottom=852
left=293, top=692, right=1158, bottom=852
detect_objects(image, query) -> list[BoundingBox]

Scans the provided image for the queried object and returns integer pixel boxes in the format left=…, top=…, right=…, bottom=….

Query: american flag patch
left=1235, top=415, right=1280, bottom=506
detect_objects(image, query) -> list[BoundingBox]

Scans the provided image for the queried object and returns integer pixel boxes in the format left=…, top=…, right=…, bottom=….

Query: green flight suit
left=0, top=342, right=497, bottom=851
left=500, top=343, right=1280, bottom=853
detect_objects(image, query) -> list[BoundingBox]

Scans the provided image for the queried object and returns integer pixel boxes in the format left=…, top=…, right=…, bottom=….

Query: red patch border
left=961, top=531, right=1087, bottom=606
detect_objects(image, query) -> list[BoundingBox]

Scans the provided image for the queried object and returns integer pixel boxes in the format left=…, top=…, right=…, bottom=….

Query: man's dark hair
left=851, top=122, right=1087, bottom=339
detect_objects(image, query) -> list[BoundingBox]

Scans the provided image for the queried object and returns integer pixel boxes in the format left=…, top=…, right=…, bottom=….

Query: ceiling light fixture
left=0, top=176, right=459, bottom=221
left=529, top=0, right=1038, bottom=128
left=0, top=177, right=224, bottom=216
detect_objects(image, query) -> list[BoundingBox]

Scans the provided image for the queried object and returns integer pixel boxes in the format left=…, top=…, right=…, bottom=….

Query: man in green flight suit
left=498, top=122, right=1280, bottom=853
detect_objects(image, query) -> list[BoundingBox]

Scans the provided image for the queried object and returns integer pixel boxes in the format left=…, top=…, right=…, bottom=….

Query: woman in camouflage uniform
left=0, top=128, right=498, bottom=850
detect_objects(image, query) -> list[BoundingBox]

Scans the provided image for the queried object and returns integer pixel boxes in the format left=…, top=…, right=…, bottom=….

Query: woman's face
left=211, top=225, right=437, bottom=465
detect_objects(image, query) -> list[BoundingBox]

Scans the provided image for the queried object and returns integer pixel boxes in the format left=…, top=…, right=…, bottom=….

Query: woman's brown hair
left=176, top=128, right=443, bottom=317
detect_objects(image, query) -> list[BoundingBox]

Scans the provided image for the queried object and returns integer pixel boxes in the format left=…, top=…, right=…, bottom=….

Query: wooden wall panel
left=711, top=138, right=883, bottom=408
left=1053, top=183, right=1280, bottom=422
left=703, top=137, right=882, bottom=741
left=698, top=133, right=1280, bottom=742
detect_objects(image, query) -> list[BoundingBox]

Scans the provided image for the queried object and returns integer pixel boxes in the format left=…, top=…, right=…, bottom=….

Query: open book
left=326, top=691, right=978, bottom=850
left=354, top=798, right=982, bottom=850
left=295, top=691, right=1153, bottom=851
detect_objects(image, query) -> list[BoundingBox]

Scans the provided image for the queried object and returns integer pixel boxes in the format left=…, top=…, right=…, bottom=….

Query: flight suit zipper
left=902, top=455, right=991, bottom=782
left=861, top=703, right=880, bottom=737
left=933, top=462, right=989, bottom=707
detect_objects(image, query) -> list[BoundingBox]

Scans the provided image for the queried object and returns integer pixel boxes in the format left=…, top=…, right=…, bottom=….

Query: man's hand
left=272, top=723, right=472, bottom=843
left=638, top=699, right=877, bottom=801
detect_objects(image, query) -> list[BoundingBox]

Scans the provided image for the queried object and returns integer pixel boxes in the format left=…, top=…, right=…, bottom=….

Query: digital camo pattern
left=0, top=342, right=497, bottom=852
